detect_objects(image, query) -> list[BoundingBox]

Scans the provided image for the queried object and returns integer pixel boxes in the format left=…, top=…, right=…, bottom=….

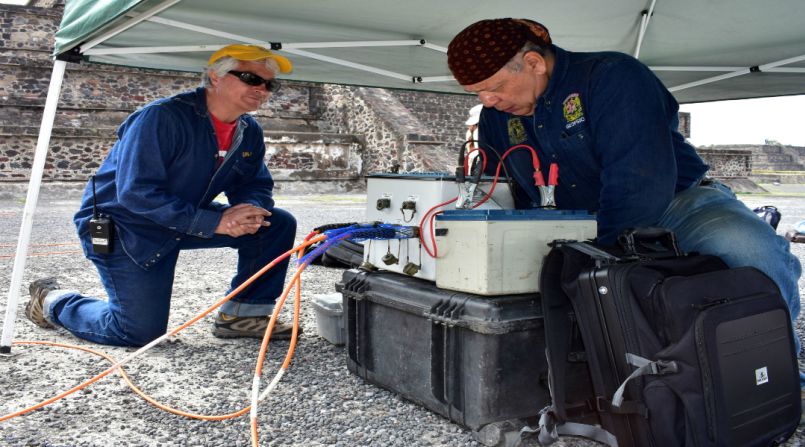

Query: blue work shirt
left=74, top=87, right=275, bottom=270
left=478, top=46, right=709, bottom=244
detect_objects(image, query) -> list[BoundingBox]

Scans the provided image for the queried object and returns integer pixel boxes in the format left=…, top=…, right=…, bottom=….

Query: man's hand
left=214, top=203, right=271, bottom=237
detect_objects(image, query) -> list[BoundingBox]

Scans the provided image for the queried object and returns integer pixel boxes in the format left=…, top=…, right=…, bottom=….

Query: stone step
left=258, top=118, right=326, bottom=134
left=753, top=161, right=805, bottom=171
left=750, top=171, right=805, bottom=184
left=753, top=153, right=796, bottom=163
left=2, top=106, right=327, bottom=139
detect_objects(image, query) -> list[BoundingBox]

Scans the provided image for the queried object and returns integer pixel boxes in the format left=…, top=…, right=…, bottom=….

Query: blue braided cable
left=328, top=223, right=417, bottom=241
left=301, top=223, right=419, bottom=266
left=298, top=231, right=353, bottom=266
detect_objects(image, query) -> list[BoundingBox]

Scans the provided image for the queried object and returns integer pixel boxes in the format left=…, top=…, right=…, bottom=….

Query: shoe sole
left=211, top=328, right=301, bottom=340
left=25, top=299, right=54, bottom=329
left=25, top=278, right=58, bottom=329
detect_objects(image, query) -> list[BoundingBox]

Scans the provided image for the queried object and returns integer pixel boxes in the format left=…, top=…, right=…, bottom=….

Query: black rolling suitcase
left=531, top=228, right=800, bottom=447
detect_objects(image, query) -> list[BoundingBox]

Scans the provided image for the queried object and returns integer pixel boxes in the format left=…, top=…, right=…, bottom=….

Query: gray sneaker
left=26, top=278, right=59, bottom=329
left=212, top=313, right=300, bottom=340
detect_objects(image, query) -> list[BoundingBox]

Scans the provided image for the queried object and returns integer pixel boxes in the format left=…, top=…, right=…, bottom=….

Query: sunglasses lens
left=229, top=71, right=279, bottom=92
left=239, top=72, right=263, bottom=87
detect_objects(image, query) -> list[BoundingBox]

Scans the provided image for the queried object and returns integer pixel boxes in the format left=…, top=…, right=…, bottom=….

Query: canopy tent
left=51, top=0, right=805, bottom=102
left=3, top=0, right=805, bottom=352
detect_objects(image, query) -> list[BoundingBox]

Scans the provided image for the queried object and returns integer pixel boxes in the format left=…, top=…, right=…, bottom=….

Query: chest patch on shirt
left=242, top=151, right=252, bottom=158
left=507, top=118, right=527, bottom=145
left=563, top=93, right=586, bottom=129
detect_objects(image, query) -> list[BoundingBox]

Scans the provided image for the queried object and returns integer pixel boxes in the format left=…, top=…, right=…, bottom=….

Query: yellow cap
left=207, top=44, right=292, bottom=73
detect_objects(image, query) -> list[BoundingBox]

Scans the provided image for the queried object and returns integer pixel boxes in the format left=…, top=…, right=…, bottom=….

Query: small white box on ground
left=311, top=292, right=346, bottom=345
left=435, top=209, right=597, bottom=295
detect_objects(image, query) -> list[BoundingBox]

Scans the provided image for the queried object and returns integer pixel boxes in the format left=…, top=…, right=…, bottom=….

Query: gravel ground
left=0, top=183, right=803, bottom=447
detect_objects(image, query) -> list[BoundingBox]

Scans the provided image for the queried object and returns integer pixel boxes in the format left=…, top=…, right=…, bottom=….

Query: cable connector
left=534, top=170, right=545, bottom=187
left=548, top=163, right=559, bottom=186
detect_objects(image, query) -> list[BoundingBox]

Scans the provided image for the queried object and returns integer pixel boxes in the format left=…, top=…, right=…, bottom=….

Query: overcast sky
left=679, top=95, right=805, bottom=147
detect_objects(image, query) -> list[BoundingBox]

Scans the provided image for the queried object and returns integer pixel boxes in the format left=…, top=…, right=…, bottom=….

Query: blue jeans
left=657, top=182, right=804, bottom=385
left=44, top=208, right=296, bottom=347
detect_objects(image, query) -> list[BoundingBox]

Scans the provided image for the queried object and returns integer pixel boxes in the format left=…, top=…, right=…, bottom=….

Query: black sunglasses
left=227, top=70, right=281, bottom=93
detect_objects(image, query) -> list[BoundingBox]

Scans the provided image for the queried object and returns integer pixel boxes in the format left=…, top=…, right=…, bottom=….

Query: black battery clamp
left=88, top=175, right=113, bottom=254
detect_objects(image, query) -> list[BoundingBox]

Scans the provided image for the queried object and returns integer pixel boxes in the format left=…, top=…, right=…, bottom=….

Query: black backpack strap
left=539, top=245, right=577, bottom=422
left=526, top=242, right=619, bottom=447
left=540, top=240, right=621, bottom=420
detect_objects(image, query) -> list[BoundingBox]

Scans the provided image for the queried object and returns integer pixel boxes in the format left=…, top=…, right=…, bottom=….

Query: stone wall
left=697, top=148, right=752, bottom=178
left=1, top=3, right=481, bottom=190
left=701, top=143, right=805, bottom=184
left=0, top=3, right=351, bottom=188
left=391, top=90, right=479, bottom=149
left=319, top=85, right=458, bottom=174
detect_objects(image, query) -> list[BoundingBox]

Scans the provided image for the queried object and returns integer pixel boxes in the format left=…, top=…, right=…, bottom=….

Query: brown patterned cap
left=447, top=18, right=552, bottom=85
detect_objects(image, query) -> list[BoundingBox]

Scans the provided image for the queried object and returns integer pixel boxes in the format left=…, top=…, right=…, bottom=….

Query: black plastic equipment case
left=336, top=269, right=549, bottom=443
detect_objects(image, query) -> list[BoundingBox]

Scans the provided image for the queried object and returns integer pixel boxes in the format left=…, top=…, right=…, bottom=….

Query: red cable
left=419, top=197, right=457, bottom=258
left=473, top=144, right=541, bottom=208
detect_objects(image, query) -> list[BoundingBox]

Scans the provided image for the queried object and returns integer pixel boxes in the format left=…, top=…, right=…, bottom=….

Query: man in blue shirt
left=447, top=19, right=802, bottom=378
left=25, top=44, right=298, bottom=347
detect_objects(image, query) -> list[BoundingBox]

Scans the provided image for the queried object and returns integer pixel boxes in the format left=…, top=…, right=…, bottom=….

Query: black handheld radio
left=88, top=175, right=113, bottom=254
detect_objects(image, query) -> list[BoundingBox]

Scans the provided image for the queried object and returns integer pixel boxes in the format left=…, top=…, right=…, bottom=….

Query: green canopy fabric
left=48, top=0, right=805, bottom=102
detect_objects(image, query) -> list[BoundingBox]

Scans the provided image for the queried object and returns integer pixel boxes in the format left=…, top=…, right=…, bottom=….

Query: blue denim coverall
left=44, top=87, right=296, bottom=346
left=478, top=46, right=803, bottom=375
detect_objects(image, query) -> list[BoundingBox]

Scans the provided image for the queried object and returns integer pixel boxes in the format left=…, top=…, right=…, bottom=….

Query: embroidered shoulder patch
left=562, top=93, right=586, bottom=129
left=507, top=118, right=527, bottom=145
left=242, top=151, right=252, bottom=158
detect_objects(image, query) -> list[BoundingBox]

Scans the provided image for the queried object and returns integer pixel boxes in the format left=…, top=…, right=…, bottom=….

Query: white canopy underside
left=54, top=0, right=805, bottom=103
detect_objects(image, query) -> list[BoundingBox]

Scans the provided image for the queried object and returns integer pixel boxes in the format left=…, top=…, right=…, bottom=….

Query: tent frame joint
left=750, top=65, right=761, bottom=73
left=271, top=42, right=282, bottom=51
left=56, top=46, right=82, bottom=63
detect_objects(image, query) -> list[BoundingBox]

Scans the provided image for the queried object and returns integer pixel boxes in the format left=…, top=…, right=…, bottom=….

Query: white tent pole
left=633, top=0, right=658, bottom=59
left=283, top=48, right=412, bottom=81
left=670, top=53, right=805, bottom=92
left=421, top=43, right=447, bottom=53
left=80, top=0, right=182, bottom=52
left=286, top=40, right=421, bottom=49
left=669, top=68, right=752, bottom=93
left=83, top=40, right=425, bottom=56
left=134, top=15, right=430, bottom=83
left=418, top=75, right=455, bottom=83
left=144, top=15, right=436, bottom=54
left=144, top=15, right=266, bottom=43
left=653, top=66, right=805, bottom=73
left=651, top=65, right=746, bottom=71
left=0, top=60, right=67, bottom=355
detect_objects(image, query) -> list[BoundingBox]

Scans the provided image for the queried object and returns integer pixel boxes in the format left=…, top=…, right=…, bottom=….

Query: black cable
left=313, top=222, right=359, bottom=233
left=91, top=175, right=99, bottom=219
left=478, top=141, right=518, bottom=205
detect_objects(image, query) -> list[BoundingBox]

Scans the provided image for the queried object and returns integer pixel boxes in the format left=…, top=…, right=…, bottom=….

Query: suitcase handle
left=617, top=227, right=682, bottom=258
